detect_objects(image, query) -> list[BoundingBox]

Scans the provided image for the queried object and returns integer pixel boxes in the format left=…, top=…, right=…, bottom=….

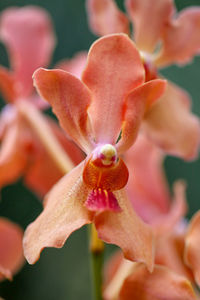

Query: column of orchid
left=0, top=1, right=200, bottom=300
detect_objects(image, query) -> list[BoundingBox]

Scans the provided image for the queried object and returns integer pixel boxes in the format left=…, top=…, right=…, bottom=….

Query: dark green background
left=0, top=0, right=200, bottom=299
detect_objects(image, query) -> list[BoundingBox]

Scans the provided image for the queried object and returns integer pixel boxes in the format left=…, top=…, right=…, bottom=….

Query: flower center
left=83, top=144, right=128, bottom=212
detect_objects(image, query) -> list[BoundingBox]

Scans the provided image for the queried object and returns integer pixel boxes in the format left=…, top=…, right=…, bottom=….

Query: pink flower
left=86, top=0, right=200, bottom=160
left=23, top=34, right=166, bottom=269
left=0, top=218, right=24, bottom=281
left=0, top=6, right=83, bottom=196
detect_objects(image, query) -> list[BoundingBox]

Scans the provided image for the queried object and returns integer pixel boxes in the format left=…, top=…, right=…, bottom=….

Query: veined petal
left=0, top=218, right=24, bottom=281
left=116, top=79, right=166, bottom=153
left=33, top=68, right=94, bottom=154
left=125, top=0, right=174, bottom=53
left=23, top=162, right=93, bottom=264
left=143, top=81, right=200, bottom=160
left=86, top=0, right=129, bottom=36
left=56, top=51, right=88, bottom=79
left=185, top=211, right=200, bottom=286
left=119, top=264, right=196, bottom=300
left=94, top=189, right=154, bottom=272
left=0, top=6, right=55, bottom=98
left=0, top=67, right=16, bottom=102
left=82, top=34, right=144, bottom=145
left=155, top=7, right=200, bottom=67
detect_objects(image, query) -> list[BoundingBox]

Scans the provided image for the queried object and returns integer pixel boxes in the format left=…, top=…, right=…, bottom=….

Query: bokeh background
left=0, top=0, right=200, bottom=299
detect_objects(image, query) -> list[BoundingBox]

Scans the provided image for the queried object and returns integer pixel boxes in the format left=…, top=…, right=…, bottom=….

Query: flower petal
left=125, top=0, right=174, bottom=53
left=24, top=117, right=84, bottom=197
left=82, top=33, right=144, bottom=144
left=33, top=68, right=94, bottom=154
left=23, top=162, right=93, bottom=264
left=116, top=79, right=166, bottom=153
left=0, top=6, right=55, bottom=98
left=119, top=264, right=196, bottom=300
left=0, top=117, right=27, bottom=187
left=0, top=218, right=24, bottom=281
left=86, top=0, right=129, bottom=36
left=56, top=51, right=88, bottom=79
left=0, top=67, right=16, bottom=102
left=94, top=189, right=154, bottom=272
left=143, top=81, right=200, bottom=160
left=155, top=7, right=200, bottom=67
left=185, top=210, right=200, bottom=286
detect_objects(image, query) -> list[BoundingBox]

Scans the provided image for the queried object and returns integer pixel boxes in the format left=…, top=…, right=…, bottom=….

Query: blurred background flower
left=0, top=0, right=200, bottom=299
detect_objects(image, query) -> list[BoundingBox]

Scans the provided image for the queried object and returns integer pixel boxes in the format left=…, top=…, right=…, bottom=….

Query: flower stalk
left=89, top=224, right=104, bottom=300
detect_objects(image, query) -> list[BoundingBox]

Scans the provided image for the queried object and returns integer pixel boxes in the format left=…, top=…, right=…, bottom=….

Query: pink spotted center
left=85, top=188, right=121, bottom=212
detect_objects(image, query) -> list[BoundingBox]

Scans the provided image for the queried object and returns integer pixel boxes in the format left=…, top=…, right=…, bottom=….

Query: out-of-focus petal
left=156, top=229, right=193, bottom=282
left=125, top=0, right=174, bottom=53
left=0, top=67, right=16, bottom=102
left=155, top=8, right=200, bottom=67
left=24, top=117, right=84, bottom=197
left=95, top=189, right=154, bottom=272
left=125, top=134, right=170, bottom=222
left=82, top=34, right=144, bottom=145
left=0, top=120, right=27, bottom=187
left=33, top=68, right=94, bottom=154
left=86, top=0, right=129, bottom=36
left=151, top=181, right=187, bottom=235
left=0, top=6, right=55, bottom=98
left=119, top=264, right=196, bottom=300
left=116, top=79, right=166, bottom=153
left=185, top=211, right=200, bottom=286
left=0, top=218, right=24, bottom=281
left=23, top=162, right=94, bottom=264
left=56, top=52, right=87, bottom=79
left=143, top=81, right=200, bottom=160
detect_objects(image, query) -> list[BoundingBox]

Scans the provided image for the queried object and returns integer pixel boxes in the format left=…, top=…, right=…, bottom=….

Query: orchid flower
left=23, top=33, right=166, bottom=270
left=0, top=218, right=24, bottom=281
left=86, top=0, right=200, bottom=160
left=125, top=134, right=187, bottom=235
left=0, top=6, right=83, bottom=196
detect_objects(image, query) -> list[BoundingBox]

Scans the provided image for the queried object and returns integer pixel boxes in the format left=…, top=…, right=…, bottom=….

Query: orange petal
left=24, top=116, right=84, bottom=197
left=82, top=33, right=144, bottom=145
left=0, top=118, right=27, bottom=187
left=0, top=67, right=16, bottom=102
left=125, top=0, right=174, bottom=53
left=0, top=218, right=24, bottom=281
left=155, top=7, right=200, bottom=67
left=119, top=264, right=196, bottom=300
left=185, top=211, right=200, bottom=286
left=33, top=68, right=94, bottom=154
left=86, top=0, right=129, bottom=36
left=156, top=230, right=194, bottom=283
left=95, top=189, right=154, bottom=272
left=116, top=79, right=166, bottom=153
left=56, top=51, right=87, bottom=79
left=0, top=6, right=55, bottom=98
left=143, top=81, right=200, bottom=160
left=23, top=162, right=93, bottom=264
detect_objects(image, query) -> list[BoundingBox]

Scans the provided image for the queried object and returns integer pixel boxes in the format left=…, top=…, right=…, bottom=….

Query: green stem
left=89, top=224, right=104, bottom=300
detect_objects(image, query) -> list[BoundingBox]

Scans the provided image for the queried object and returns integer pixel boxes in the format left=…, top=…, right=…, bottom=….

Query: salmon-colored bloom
left=23, top=34, right=166, bottom=269
left=0, top=218, right=24, bottom=281
left=0, top=6, right=83, bottom=196
left=86, top=0, right=200, bottom=160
